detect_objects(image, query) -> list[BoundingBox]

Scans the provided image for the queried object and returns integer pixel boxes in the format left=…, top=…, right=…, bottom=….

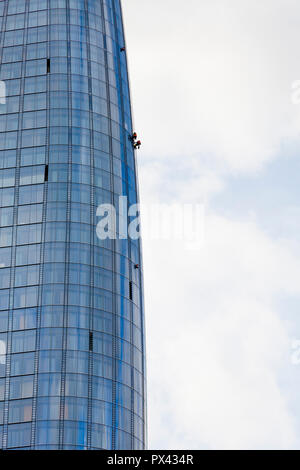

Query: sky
left=123, top=0, right=300, bottom=449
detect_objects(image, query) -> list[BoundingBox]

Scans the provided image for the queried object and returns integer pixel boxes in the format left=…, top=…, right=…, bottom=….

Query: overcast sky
left=123, top=0, right=300, bottom=449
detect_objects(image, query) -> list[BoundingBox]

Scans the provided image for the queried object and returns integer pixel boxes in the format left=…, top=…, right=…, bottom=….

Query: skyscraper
left=0, top=0, right=146, bottom=450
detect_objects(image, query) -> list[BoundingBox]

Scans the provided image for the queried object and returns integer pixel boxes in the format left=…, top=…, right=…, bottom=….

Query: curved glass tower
left=0, top=0, right=146, bottom=450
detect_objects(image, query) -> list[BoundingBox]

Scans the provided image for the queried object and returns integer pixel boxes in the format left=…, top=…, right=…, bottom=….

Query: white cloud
left=124, top=0, right=300, bottom=174
left=144, top=215, right=300, bottom=449
left=122, top=0, right=300, bottom=449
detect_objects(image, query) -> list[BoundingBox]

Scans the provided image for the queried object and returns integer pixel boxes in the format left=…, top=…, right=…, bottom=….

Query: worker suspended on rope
left=130, top=132, right=138, bottom=142
left=134, top=140, right=141, bottom=150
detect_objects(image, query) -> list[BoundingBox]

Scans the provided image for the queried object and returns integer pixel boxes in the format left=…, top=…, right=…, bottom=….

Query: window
left=64, top=397, right=87, bottom=421
left=40, top=328, right=63, bottom=350
left=27, top=42, right=47, bottom=60
left=2, top=46, right=23, bottom=63
left=49, top=57, right=68, bottom=74
left=0, top=227, right=13, bottom=247
left=0, top=269, right=10, bottom=289
left=38, top=350, right=62, bottom=373
left=21, top=147, right=46, bottom=167
left=11, top=330, right=36, bottom=353
left=6, top=14, right=26, bottom=31
left=8, top=0, right=26, bottom=15
left=45, top=203, right=67, bottom=223
left=29, top=0, right=48, bottom=13
left=65, top=373, right=88, bottom=398
left=42, top=284, right=64, bottom=306
left=66, top=328, right=89, bottom=351
left=22, top=110, right=46, bottom=129
left=65, top=350, right=89, bottom=375
left=5, top=79, right=21, bottom=97
left=0, top=289, right=9, bottom=310
left=0, top=334, right=6, bottom=370
left=8, top=398, right=33, bottom=423
left=36, top=397, right=60, bottom=420
left=9, top=376, right=34, bottom=400
left=0, top=132, right=17, bottom=150
left=18, top=204, right=43, bottom=225
left=24, top=76, right=47, bottom=94
left=0, top=378, right=4, bottom=400
left=16, top=244, right=41, bottom=266
left=70, top=41, right=87, bottom=60
left=13, top=286, right=38, bottom=309
left=4, top=30, right=24, bottom=47
left=7, top=422, right=31, bottom=448
left=19, top=185, right=44, bottom=206
left=0, top=188, right=14, bottom=207
left=13, top=308, right=37, bottom=330
left=50, top=8, right=67, bottom=25
left=89, top=331, right=93, bottom=351
left=0, top=114, right=18, bottom=132
left=17, top=224, right=42, bottom=245
left=0, top=62, right=22, bottom=80
left=50, top=127, right=68, bottom=145
left=91, top=423, right=112, bottom=449
left=50, top=109, right=68, bottom=127
left=72, top=75, right=89, bottom=94
left=92, top=400, right=112, bottom=426
left=0, top=401, right=4, bottom=424
left=38, top=373, right=61, bottom=397
left=40, top=306, right=64, bottom=328
left=27, top=26, right=47, bottom=44
left=92, top=377, right=112, bottom=402
left=22, top=128, right=46, bottom=147
left=0, top=207, right=13, bottom=227
left=2, top=95, right=20, bottom=113
left=24, top=93, right=46, bottom=112
left=15, top=265, right=39, bottom=287
left=35, top=421, right=59, bottom=446
left=50, top=24, right=67, bottom=41
left=20, top=166, right=45, bottom=185
left=28, top=10, right=48, bottom=28
left=0, top=247, right=12, bottom=268
left=10, top=352, right=35, bottom=376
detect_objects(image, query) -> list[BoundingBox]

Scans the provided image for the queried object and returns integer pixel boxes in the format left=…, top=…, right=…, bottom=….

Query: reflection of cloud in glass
left=0, top=81, right=6, bottom=105
left=0, top=340, right=6, bottom=364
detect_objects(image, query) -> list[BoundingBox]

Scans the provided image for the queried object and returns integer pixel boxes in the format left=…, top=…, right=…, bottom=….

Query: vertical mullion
left=31, top=0, right=50, bottom=449
left=84, top=0, right=94, bottom=450
left=1, top=0, right=29, bottom=450
left=99, top=0, right=117, bottom=451
left=58, top=0, right=71, bottom=450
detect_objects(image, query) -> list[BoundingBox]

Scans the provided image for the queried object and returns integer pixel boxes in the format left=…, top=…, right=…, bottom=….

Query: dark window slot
left=47, top=58, right=50, bottom=73
left=89, top=332, right=93, bottom=351
left=129, top=281, right=133, bottom=301
left=44, top=165, right=48, bottom=182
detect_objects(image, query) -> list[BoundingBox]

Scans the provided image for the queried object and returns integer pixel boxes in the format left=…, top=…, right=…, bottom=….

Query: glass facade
left=0, top=0, right=146, bottom=450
